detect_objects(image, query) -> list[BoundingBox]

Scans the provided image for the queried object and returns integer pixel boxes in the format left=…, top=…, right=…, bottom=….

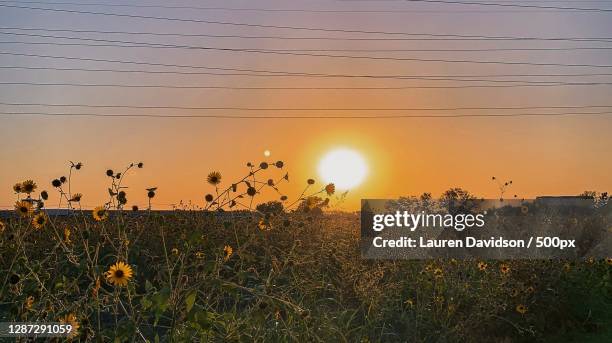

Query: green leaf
left=185, top=290, right=197, bottom=313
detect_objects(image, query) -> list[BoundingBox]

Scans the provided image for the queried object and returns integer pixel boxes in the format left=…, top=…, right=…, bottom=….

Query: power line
left=5, top=34, right=612, bottom=66
left=7, top=37, right=612, bottom=53
left=407, top=0, right=612, bottom=12
left=4, top=50, right=612, bottom=72
left=2, top=3, right=612, bottom=41
left=2, top=81, right=612, bottom=89
left=0, top=0, right=586, bottom=13
left=1, top=65, right=609, bottom=80
left=3, top=26, right=612, bottom=43
left=4, top=102, right=612, bottom=112
left=2, top=110, right=611, bottom=119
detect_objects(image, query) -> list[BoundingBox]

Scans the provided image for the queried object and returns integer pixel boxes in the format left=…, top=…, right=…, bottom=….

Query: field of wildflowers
left=1, top=162, right=611, bottom=342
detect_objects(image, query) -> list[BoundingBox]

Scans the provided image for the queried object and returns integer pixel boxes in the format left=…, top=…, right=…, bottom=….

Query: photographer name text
left=372, top=236, right=576, bottom=250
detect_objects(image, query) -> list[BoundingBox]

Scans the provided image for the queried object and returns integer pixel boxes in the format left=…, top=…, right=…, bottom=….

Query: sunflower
left=0, top=220, right=5, bottom=233
left=499, top=263, right=510, bottom=275
left=59, top=313, right=79, bottom=339
left=515, top=304, right=528, bottom=314
left=520, top=205, right=529, bottom=214
left=325, top=183, right=336, bottom=196
left=207, top=171, right=222, bottom=186
left=105, top=261, right=133, bottom=287
left=25, top=296, right=34, bottom=310
left=195, top=251, right=205, bottom=259
left=13, top=183, right=23, bottom=193
left=69, top=193, right=82, bottom=202
left=433, top=267, right=444, bottom=278
left=64, top=227, right=71, bottom=243
left=92, top=206, right=109, bottom=222
left=258, top=219, right=270, bottom=231
left=606, top=257, right=612, bottom=266
left=32, top=212, right=48, bottom=229
left=15, top=200, right=33, bottom=217
left=477, top=261, right=488, bottom=271
left=223, top=245, right=233, bottom=261
left=563, top=263, right=571, bottom=272
left=525, top=286, right=535, bottom=294
left=404, top=298, right=414, bottom=308
left=21, top=180, right=37, bottom=194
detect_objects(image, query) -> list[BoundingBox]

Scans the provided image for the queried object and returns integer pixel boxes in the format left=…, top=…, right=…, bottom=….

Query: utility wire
left=7, top=37, right=612, bottom=53
left=407, top=0, right=612, bottom=12
left=2, top=3, right=612, bottom=40
left=3, top=30, right=612, bottom=61
left=2, top=111, right=611, bottom=119
left=2, top=102, right=612, bottom=112
left=2, top=26, right=612, bottom=43
left=2, top=65, right=610, bottom=80
left=0, top=0, right=571, bottom=13
left=5, top=0, right=612, bottom=13
left=2, top=81, right=612, bottom=89
left=4, top=50, right=612, bottom=71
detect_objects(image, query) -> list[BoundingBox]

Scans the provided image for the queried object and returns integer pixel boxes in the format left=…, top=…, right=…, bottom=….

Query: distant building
left=535, top=196, right=594, bottom=207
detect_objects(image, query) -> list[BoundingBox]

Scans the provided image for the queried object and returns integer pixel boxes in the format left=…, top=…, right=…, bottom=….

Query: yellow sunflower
left=477, top=261, right=488, bottom=271
left=606, top=257, right=612, bottom=266
left=325, top=183, right=335, bottom=196
left=105, top=261, right=133, bottom=287
left=520, top=205, right=529, bottom=214
left=32, top=212, right=48, bottom=229
left=92, top=206, right=109, bottom=222
left=58, top=313, right=79, bottom=339
left=207, top=171, right=222, bottom=186
left=515, top=304, right=528, bottom=315
left=223, top=245, right=233, bottom=261
left=258, top=219, right=270, bottom=231
left=0, top=220, right=5, bottom=233
left=404, top=298, right=414, bottom=308
left=25, top=295, right=34, bottom=310
left=21, top=180, right=37, bottom=194
left=433, top=267, right=444, bottom=278
left=195, top=251, right=205, bottom=259
left=64, top=227, right=71, bottom=243
left=499, top=263, right=510, bottom=275
left=15, top=200, right=33, bottom=217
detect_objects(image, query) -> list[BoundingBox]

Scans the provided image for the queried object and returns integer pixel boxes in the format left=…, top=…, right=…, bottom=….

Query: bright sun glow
left=318, top=148, right=368, bottom=190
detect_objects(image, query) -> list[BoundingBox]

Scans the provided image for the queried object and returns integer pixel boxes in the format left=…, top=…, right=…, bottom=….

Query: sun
left=318, top=148, right=368, bottom=190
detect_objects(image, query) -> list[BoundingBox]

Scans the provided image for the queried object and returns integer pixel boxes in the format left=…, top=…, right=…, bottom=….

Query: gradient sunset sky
left=1, top=0, right=611, bottom=210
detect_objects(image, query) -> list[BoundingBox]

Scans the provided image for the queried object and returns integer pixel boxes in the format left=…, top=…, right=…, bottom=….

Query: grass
left=1, top=164, right=610, bottom=342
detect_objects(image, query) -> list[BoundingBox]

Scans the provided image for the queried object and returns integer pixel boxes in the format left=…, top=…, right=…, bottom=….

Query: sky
left=0, top=0, right=611, bottom=210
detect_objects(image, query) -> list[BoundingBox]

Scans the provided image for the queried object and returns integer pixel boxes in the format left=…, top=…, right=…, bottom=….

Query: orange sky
left=0, top=1, right=611, bottom=210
